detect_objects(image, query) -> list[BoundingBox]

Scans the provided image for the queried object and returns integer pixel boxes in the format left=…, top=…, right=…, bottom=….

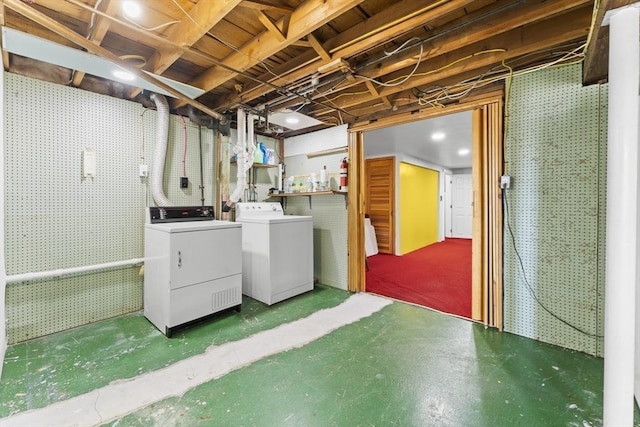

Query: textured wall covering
left=283, top=153, right=348, bottom=290
left=503, top=64, right=606, bottom=356
left=4, top=74, right=214, bottom=343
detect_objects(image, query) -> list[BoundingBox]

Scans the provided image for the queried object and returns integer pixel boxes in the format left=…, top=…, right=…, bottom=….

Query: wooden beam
left=208, top=0, right=475, bottom=110
left=315, top=6, right=592, bottom=113
left=307, top=33, right=331, bottom=61
left=260, top=0, right=592, bottom=114
left=257, top=10, right=286, bottom=42
left=358, top=0, right=591, bottom=81
left=175, top=0, right=364, bottom=108
left=0, top=3, right=9, bottom=70
left=583, top=0, right=636, bottom=84
left=238, top=0, right=294, bottom=15
left=3, top=0, right=225, bottom=121
left=72, top=0, right=116, bottom=87
left=129, top=0, right=242, bottom=98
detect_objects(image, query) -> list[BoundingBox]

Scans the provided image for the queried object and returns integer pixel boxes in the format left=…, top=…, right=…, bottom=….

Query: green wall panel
left=503, top=64, right=606, bottom=356
left=4, top=73, right=215, bottom=343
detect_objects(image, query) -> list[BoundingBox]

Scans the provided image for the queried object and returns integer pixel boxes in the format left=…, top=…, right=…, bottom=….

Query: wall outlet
left=500, top=175, right=511, bottom=189
left=139, top=164, right=148, bottom=177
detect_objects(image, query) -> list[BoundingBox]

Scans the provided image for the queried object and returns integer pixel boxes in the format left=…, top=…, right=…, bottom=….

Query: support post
left=603, top=5, right=640, bottom=425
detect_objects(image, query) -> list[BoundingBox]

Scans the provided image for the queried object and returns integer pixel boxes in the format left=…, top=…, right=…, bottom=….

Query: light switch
left=83, top=147, right=96, bottom=178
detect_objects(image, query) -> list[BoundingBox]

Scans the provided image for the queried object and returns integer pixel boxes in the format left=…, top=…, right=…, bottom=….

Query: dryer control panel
left=149, top=206, right=214, bottom=223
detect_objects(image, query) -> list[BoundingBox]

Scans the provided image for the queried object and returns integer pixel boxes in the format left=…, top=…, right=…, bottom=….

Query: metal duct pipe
left=187, top=105, right=218, bottom=129
left=150, top=93, right=173, bottom=207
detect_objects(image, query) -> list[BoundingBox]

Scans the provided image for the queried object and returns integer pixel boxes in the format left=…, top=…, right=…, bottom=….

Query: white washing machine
left=235, top=202, right=313, bottom=305
left=144, top=206, right=242, bottom=337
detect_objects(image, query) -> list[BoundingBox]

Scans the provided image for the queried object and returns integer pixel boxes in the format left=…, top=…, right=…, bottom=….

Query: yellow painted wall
left=399, top=162, right=439, bottom=255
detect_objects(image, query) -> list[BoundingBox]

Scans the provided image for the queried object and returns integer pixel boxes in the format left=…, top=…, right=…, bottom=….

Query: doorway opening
left=346, top=95, right=504, bottom=328
left=362, top=111, right=474, bottom=319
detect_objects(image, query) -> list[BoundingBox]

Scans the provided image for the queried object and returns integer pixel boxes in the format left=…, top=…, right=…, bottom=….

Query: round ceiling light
left=285, top=116, right=300, bottom=125
left=122, top=1, right=141, bottom=18
left=431, top=131, right=446, bottom=141
left=112, top=69, right=135, bottom=82
left=458, top=148, right=470, bottom=156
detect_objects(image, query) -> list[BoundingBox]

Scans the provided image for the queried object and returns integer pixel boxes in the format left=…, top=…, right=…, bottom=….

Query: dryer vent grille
left=212, top=287, right=240, bottom=310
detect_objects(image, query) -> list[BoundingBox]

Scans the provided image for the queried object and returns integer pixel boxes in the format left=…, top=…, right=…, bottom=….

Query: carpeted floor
left=365, top=238, right=472, bottom=318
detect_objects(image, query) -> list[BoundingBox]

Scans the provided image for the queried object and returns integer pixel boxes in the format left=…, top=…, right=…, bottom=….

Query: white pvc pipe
left=603, top=5, right=639, bottom=426
left=5, top=258, right=145, bottom=284
left=150, top=93, right=173, bottom=207
left=228, top=110, right=254, bottom=206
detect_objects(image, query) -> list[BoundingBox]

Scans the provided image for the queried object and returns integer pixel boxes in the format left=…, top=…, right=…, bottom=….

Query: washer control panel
left=235, top=202, right=284, bottom=220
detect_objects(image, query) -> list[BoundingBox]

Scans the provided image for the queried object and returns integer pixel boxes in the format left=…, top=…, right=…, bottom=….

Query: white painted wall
left=285, top=124, right=348, bottom=156
left=0, top=70, right=6, bottom=380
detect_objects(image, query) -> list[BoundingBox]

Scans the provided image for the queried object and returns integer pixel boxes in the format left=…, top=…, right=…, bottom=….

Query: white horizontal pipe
left=6, top=258, right=145, bottom=284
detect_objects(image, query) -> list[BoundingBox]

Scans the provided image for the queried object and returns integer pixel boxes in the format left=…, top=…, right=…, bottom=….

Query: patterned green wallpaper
left=503, top=63, right=606, bottom=356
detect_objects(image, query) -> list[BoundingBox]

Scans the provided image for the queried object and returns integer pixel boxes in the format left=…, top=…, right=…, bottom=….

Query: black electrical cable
left=503, top=188, right=604, bottom=338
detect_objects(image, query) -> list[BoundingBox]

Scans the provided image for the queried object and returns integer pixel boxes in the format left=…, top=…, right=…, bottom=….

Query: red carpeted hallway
left=365, top=238, right=472, bottom=318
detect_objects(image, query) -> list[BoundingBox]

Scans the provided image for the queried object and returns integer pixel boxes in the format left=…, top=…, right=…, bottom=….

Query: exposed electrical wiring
left=86, top=0, right=103, bottom=40
left=355, top=43, right=424, bottom=87
left=414, top=45, right=585, bottom=109
left=122, top=15, right=180, bottom=32
left=178, top=114, right=187, bottom=177
left=503, top=188, right=603, bottom=338
left=583, top=0, right=601, bottom=55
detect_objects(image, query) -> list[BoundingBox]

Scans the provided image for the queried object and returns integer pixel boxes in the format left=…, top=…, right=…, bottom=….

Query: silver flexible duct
left=150, top=93, right=173, bottom=207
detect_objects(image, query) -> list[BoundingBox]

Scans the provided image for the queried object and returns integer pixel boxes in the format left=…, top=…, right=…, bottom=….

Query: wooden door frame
left=347, top=91, right=504, bottom=329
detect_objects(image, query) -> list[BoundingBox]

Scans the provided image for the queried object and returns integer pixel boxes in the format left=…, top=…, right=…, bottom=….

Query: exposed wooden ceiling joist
left=2, top=0, right=226, bottom=121
left=0, top=0, right=598, bottom=129
left=174, top=0, right=365, bottom=108
left=209, top=0, right=476, bottom=111
left=582, top=0, right=637, bottom=85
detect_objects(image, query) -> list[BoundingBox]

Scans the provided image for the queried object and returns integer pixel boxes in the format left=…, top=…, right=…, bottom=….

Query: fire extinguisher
left=339, top=157, right=348, bottom=192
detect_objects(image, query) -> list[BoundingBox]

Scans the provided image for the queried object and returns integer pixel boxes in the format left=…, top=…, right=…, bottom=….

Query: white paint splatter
left=0, top=294, right=392, bottom=427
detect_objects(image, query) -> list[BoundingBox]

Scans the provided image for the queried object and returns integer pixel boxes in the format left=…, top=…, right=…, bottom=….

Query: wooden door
left=365, top=157, right=395, bottom=254
left=452, top=174, right=473, bottom=238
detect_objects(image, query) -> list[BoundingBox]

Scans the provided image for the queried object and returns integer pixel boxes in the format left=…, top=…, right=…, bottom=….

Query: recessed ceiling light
left=112, top=69, right=135, bottom=82
left=431, top=131, right=446, bottom=141
left=458, top=148, right=470, bottom=156
left=123, top=1, right=141, bottom=18
left=285, top=116, right=300, bottom=125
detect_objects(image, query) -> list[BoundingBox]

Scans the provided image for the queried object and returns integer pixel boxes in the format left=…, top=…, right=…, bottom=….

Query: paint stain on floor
left=2, top=285, right=639, bottom=426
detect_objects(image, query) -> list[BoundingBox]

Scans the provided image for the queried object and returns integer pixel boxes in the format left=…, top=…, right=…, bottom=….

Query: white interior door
left=451, top=174, right=472, bottom=238
left=444, top=173, right=452, bottom=238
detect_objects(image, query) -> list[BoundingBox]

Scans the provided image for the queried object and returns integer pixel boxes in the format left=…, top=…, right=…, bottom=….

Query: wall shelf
left=269, top=190, right=348, bottom=209
left=230, top=161, right=277, bottom=169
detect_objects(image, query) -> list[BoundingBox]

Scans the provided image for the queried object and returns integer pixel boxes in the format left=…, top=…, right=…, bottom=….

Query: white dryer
left=235, top=202, right=313, bottom=305
left=144, top=206, right=242, bottom=337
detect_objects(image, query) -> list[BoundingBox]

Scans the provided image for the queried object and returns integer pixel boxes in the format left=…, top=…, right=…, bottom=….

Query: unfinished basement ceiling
left=0, top=0, right=618, bottom=136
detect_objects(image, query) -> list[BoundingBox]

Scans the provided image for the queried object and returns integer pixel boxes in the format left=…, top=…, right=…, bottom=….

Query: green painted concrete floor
left=0, top=285, right=636, bottom=426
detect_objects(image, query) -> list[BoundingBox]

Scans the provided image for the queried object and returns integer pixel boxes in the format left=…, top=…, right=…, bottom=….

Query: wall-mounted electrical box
left=500, top=174, right=511, bottom=189
left=82, top=147, right=96, bottom=178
